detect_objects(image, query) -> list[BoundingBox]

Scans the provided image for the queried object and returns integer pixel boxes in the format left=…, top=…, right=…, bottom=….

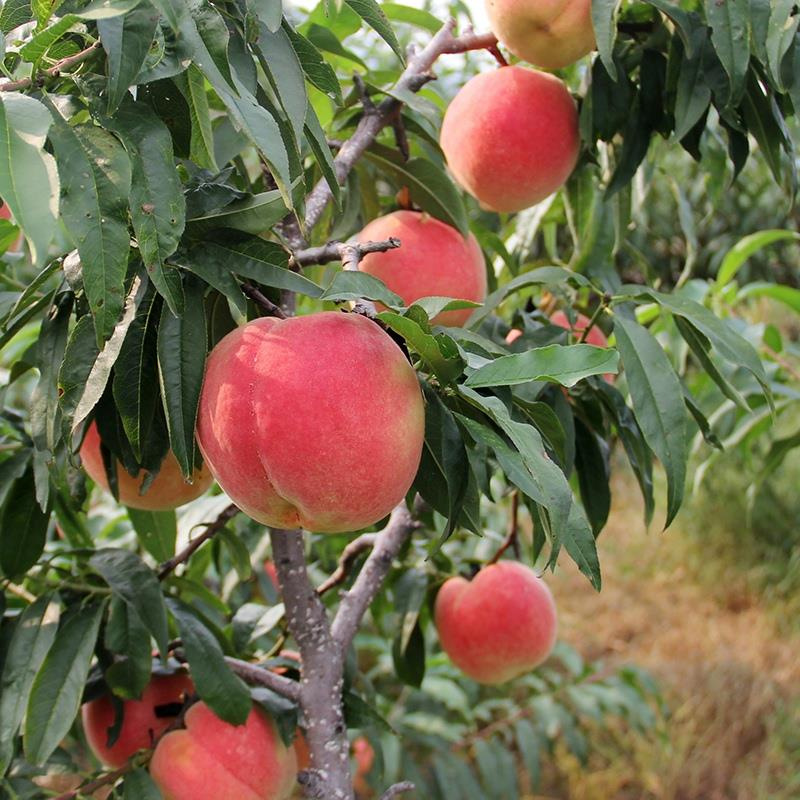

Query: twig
left=0, top=41, right=102, bottom=92
left=224, top=656, right=301, bottom=702
left=380, top=783, right=416, bottom=800
left=488, top=490, right=520, bottom=564
left=390, top=109, right=410, bottom=161
left=316, top=533, right=378, bottom=595
left=52, top=763, right=135, bottom=800
left=292, top=238, right=401, bottom=268
left=303, top=21, right=499, bottom=234
left=157, top=503, right=239, bottom=579
left=353, top=73, right=378, bottom=115
left=242, top=282, right=288, bottom=319
left=330, top=503, right=421, bottom=653
left=3, top=581, right=37, bottom=602
left=577, top=298, right=610, bottom=344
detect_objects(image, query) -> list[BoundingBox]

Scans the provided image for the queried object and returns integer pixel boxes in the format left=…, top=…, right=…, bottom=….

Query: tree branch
left=292, top=238, right=401, bottom=269
left=316, top=533, right=378, bottom=596
left=303, top=21, right=499, bottom=233
left=242, top=282, right=288, bottom=319
left=270, top=529, right=353, bottom=800
left=0, top=41, right=102, bottom=92
left=380, top=783, right=416, bottom=800
left=330, top=503, right=420, bottom=653
left=224, top=656, right=301, bottom=702
left=157, top=503, right=239, bottom=580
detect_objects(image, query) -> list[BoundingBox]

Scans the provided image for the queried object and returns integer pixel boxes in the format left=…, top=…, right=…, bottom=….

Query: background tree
left=0, top=0, right=799, bottom=798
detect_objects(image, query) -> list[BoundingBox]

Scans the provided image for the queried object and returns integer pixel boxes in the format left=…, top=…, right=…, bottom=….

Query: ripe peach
left=550, top=310, right=607, bottom=347
left=440, top=66, right=579, bottom=213
left=352, top=736, right=375, bottom=797
left=196, top=312, right=425, bottom=534
left=434, top=561, right=557, bottom=684
left=356, top=211, right=486, bottom=326
left=80, top=422, right=213, bottom=511
left=149, top=702, right=296, bottom=800
left=264, top=560, right=279, bottom=589
left=0, top=202, right=22, bottom=252
left=484, top=0, right=594, bottom=70
left=82, top=673, right=194, bottom=768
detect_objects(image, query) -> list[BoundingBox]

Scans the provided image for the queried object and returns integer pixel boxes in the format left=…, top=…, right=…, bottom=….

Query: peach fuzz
left=434, top=561, right=557, bottom=684
left=196, top=312, right=424, bottom=534
left=149, top=702, right=296, bottom=800
left=484, top=0, right=594, bottom=70
left=81, top=673, right=194, bottom=768
left=356, top=211, right=487, bottom=326
left=440, top=66, right=580, bottom=214
left=80, top=422, right=213, bottom=511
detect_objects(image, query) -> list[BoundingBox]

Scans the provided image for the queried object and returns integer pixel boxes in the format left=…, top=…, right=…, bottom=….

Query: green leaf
left=716, top=229, right=800, bottom=288
left=591, top=0, right=621, bottom=80
left=465, top=344, right=619, bottom=389
left=185, top=186, right=295, bottom=235
left=673, top=29, right=712, bottom=141
left=77, top=0, right=146, bottom=19
left=98, top=2, right=161, bottom=114
left=613, top=316, right=687, bottom=528
left=383, top=2, right=440, bottom=32
left=0, top=468, right=51, bottom=576
left=705, top=0, right=750, bottom=103
left=392, top=620, right=425, bottom=687
left=104, top=596, right=152, bottom=700
left=101, top=97, right=186, bottom=314
left=364, top=148, right=469, bottom=237
left=414, top=383, right=470, bottom=542
left=57, top=315, right=100, bottom=437
left=0, top=94, right=59, bottom=265
left=0, top=595, right=59, bottom=774
left=248, top=0, right=282, bottom=32
left=766, top=0, right=798, bottom=90
left=168, top=600, right=252, bottom=725
left=344, top=0, right=404, bottom=63
left=514, top=719, right=541, bottom=788
left=127, top=507, right=177, bottom=562
left=123, top=768, right=163, bottom=800
left=47, top=111, right=133, bottom=345
left=283, top=21, right=342, bottom=102
left=467, top=267, right=589, bottom=327
left=574, top=419, right=610, bottom=536
left=737, top=281, right=800, bottom=313
left=343, top=690, right=393, bottom=732
left=24, top=602, right=105, bottom=765
left=0, top=0, right=34, bottom=34
left=320, top=271, right=402, bottom=306
left=157, top=276, right=207, bottom=477
left=112, top=281, right=160, bottom=460
left=174, top=64, right=218, bottom=171
left=740, top=73, right=788, bottom=188
left=377, top=311, right=464, bottom=383
left=91, top=548, right=169, bottom=659
left=21, top=14, right=78, bottom=63
left=305, top=105, right=341, bottom=208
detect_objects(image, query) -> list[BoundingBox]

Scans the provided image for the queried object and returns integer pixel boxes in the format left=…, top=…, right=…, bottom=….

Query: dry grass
left=542, top=464, right=800, bottom=800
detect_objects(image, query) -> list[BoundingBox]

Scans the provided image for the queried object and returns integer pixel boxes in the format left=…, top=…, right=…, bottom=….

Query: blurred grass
left=542, top=456, right=800, bottom=800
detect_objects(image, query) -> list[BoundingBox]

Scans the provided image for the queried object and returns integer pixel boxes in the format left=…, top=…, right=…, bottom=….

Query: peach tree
left=0, top=0, right=797, bottom=797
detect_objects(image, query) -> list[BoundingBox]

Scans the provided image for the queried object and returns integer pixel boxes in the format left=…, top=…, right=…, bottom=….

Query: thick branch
left=158, top=504, right=239, bottom=579
left=225, top=656, right=301, bottom=702
left=316, top=533, right=378, bottom=596
left=270, top=529, right=353, bottom=800
left=331, top=503, right=420, bottom=652
left=0, top=41, right=102, bottom=92
left=292, top=238, right=401, bottom=269
left=303, top=22, right=499, bottom=233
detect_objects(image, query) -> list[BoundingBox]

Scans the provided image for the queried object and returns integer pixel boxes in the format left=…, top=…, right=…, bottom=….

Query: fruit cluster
left=78, top=3, right=593, bottom=796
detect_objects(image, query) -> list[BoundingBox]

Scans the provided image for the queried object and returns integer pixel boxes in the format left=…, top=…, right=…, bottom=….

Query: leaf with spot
left=47, top=107, right=132, bottom=345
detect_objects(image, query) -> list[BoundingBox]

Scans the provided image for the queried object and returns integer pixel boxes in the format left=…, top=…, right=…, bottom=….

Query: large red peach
left=82, top=672, right=194, bottom=768
left=434, top=561, right=557, bottom=684
left=149, top=702, right=296, bottom=800
left=440, top=66, right=579, bottom=213
left=356, top=211, right=486, bottom=326
left=80, top=422, right=213, bottom=511
left=485, top=0, right=594, bottom=70
left=196, top=312, right=424, bottom=534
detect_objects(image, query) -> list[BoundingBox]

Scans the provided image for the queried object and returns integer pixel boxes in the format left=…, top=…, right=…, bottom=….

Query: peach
left=149, top=702, right=296, bottom=800
left=82, top=673, right=194, bottom=768
left=356, top=211, right=487, bottom=326
left=264, top=559, right=279, bottom=588
left=352, top=736, right=375, bottom=797
left=484, top=0, right=594, bottom=70
left=0, top=202, right=22, bottom=252
left=196, top=312, right=425, bottom=534
left=550, top=310, right=607, bottom=347
left=440, top=66, right=579, bottom=213
left=80, top=422, right=213, bottom=511
left=434, top=561, right=557, bottom=684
